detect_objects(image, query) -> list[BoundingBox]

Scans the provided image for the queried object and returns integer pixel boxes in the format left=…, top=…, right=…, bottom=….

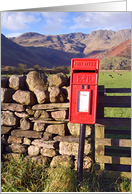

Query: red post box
left=69, top=58, right=99, bottom=124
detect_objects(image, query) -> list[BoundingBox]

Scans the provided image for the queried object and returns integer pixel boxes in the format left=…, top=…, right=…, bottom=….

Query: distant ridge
left=2, top=29, right=131, bottom=69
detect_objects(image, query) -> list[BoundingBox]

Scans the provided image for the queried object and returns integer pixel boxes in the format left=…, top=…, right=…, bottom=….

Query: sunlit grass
left=98, top=71, right=131, bottom=88
left=1, top=157, right=131, bottom=192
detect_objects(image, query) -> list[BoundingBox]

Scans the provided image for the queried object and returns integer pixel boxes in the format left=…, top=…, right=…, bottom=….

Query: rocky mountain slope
left=98, top=38, right=131, bottom=60
left=1, top=29, right=131, bottom=69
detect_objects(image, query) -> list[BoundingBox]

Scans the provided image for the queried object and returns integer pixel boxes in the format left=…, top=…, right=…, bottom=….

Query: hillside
left=1, top=29, right=131, bottom=69
left=1, top=34, right=81, bottom=68
left=98, top=39, right=131, bottom=60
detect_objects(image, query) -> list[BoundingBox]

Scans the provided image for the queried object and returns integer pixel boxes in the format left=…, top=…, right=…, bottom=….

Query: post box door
left=70, top=84, right=97, bottom=124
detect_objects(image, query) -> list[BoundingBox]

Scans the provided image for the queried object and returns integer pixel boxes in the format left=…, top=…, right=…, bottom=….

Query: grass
left=1, top=157, right=131, bottom=192
left=98, top=71, right=131, bottom=119
left=98, top=70, right=131, bottom=89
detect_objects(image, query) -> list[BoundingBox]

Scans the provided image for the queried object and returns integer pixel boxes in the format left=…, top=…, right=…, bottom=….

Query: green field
left=98, top=70, right=131, bottom=119
left=98, top=70, right=131, bottom=89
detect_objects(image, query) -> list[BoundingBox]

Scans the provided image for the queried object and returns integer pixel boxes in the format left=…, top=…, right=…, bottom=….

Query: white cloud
left=70, top=12, right=131, bottom=31
left=1, top=12, right=41, bottom=31
left=6, top=32, right=22, bottom=37
left=41, top=12, right=69, bottom=33
left=41, top=12, right=68, bottom=20
left=1, top=12, right=131, bottom=36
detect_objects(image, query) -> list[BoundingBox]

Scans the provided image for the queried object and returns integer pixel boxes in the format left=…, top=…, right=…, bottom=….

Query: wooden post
left=95, top=85, right=105, bottom=171
left=95, top=124, right=105, bottom=171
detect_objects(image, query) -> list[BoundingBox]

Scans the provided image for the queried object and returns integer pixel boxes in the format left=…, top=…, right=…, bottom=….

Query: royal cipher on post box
left=69, top=58, right=99, bottom=124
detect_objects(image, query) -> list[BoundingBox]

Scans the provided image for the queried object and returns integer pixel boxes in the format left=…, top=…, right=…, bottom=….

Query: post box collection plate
left=69, top=58, right=99, bottom=124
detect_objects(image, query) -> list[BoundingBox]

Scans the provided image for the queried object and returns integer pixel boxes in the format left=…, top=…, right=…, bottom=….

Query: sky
left=1, top=12, right=131, bottom=37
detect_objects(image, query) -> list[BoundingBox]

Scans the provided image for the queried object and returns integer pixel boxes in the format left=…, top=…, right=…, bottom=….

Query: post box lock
left=69, top=58, right=99, bottom=124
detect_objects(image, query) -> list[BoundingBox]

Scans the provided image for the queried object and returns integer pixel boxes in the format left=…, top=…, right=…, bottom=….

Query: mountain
left=1, top=34, right=82, bottom=68
left=1, top=29, right=131, bottom=69
left=96, top=38, right=131, bottom=69
left=99, top=38, right=131, bottom=59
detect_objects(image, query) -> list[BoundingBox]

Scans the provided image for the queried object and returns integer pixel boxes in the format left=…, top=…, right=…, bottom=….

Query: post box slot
left=73, top=70, right=96, bottom=73
left=82, top=85, right=86, bottom=89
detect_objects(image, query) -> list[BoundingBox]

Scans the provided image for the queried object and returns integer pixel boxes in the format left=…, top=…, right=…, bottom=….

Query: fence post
left=95, top=85, right=105, bottom=171
left=95, top=124, right=105, bottom=172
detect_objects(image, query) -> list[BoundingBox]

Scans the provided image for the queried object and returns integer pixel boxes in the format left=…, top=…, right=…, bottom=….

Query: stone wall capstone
left=1, top=71, right=94, bottom=170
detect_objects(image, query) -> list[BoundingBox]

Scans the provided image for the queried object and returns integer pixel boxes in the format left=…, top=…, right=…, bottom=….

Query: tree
left=52, top=66, right=58, bottom=73
left=17, top=63, right=28, bottom=74
left=34, top=64, right=40, bottom=71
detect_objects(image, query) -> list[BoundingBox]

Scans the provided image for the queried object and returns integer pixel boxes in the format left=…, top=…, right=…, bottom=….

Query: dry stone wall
left=1, top=71, right=94, bottom=170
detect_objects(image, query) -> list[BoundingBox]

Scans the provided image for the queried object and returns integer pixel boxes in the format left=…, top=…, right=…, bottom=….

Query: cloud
left=70, top=12, right=131, bottom=32
left=6, top=32, right=22, bottom=37
left=1, top=12, right=131, bottom=36
left=1, top=12, right=41, bottom=31
left=40, top=12, right=69, bottom=33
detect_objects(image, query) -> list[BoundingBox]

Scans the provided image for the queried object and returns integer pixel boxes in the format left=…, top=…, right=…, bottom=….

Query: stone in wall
left=1, top=88, right=15, bottom=103
left=47, top=72, right=68, bottom=87
left=1, top=111, right=19, bottom=126
left=20, top=118, right=33, bottom=130
left=51, top=110, right=68, bottom=121
left=50, top=155, right=74, bottom=168
left=26, top=71, right=48, bottom=92
left=48, top=86, right=53, bottom=93
left=67, top=123, right=93, bottom=138
left=34, top=110, right=50, bottom=119
left=32, top=102, right=69, bottom=111
left=62, top=86, right=70, bottom=101
left=40, top=148, right=57, bottom=157
left=29, top=155, right=51, bottom=166
left=1, top=76, right=9, bottom=88
left=53, top=135, right=84, bottom=143
left=31, top=140, right=59, bottom=149
left=11, top=129, right=43, bottom=139
left=49, top=87, right=66, bottom=103
left=1, top=103, right=26, bottom=112
left=28, top=145, right=40, bottom=156
left=5, top=144, right=27, bottom=154
left=33, top=122, right=46, bottom=132
left=59, top=141, right=92, bottom=158
left=15, top=112, right=29, bottom=118
left=26, top=108, right=35, bottom=116
left=46, top=124, right=67, bottom=136
left=1, top=126, right=13, bottom=135
left=23, top=138, right=31, bottom=145
left=34, top=89, right=49, bottom=104
left=9, top=75, right=27, bottom=90
left=42, top=132, right=53, bottom=141
left=7, top=136, right=23, bottom=144
left=74, top=156, right=94, bottom=171
left=13, top=90, right=37, bottom=105
left=29, top=119, right=66, bottom=124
